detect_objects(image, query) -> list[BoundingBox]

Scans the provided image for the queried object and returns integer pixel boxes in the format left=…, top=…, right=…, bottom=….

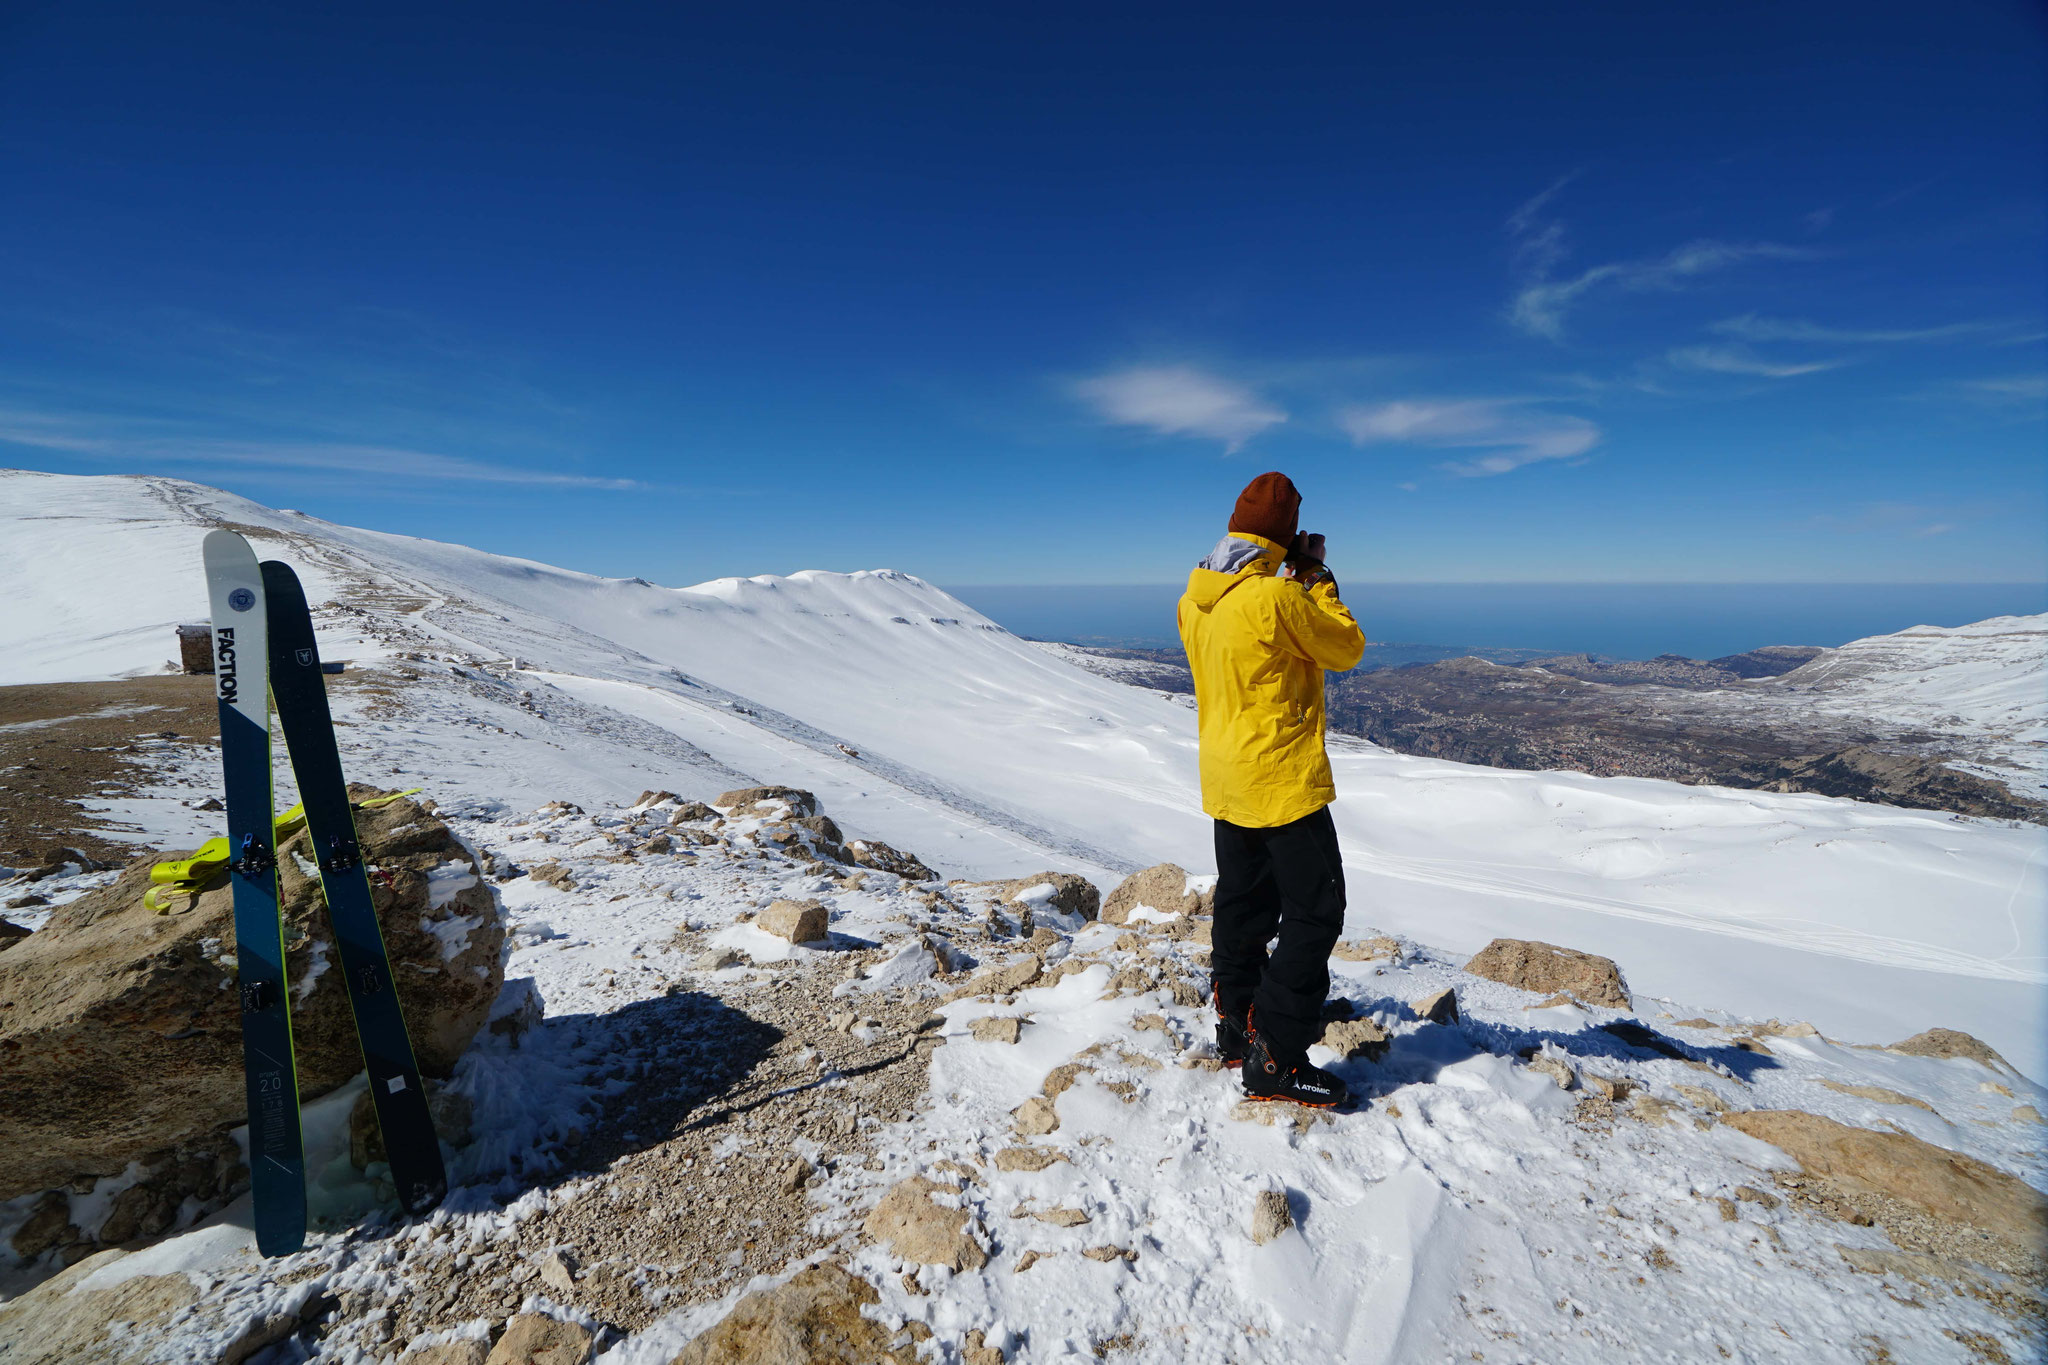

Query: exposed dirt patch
left=0, top=677, right=219, bottom=866
left=358, top=957, right=944, bottom=1347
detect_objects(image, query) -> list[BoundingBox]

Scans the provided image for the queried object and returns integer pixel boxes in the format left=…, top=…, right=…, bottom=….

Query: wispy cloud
left=1710, top=314, right=1995, bottom=345
left=1510, top=240, right=1817, bottom=341
left=1960, top=374, right=2048, bottom=403
left=0, top=409, right=640, bottom=488
left=1073, top=366, right=1286, bottom=452
left=1813, top=502, right=1972, bottom=539
left=1667, top=344, right=1846, bottom=379
left=1502, top=178, right=1816, bottom=341
left=1340, top=399, right=1600, bottom=478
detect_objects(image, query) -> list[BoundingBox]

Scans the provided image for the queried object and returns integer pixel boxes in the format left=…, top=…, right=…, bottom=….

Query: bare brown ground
left=0, top=677, right=219, bottom=866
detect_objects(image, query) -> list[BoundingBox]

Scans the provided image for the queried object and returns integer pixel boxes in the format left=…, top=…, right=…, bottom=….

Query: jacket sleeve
left=1274, top=579, right=1366, bottom=671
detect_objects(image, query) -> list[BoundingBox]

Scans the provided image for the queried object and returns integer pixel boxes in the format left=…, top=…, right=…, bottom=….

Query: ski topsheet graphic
left=202, top=530, right=306, bottom=1258
left=262, top=559, right=449, bottom=1216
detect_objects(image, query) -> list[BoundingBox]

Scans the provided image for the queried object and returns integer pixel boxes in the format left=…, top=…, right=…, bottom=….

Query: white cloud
left=1666, top=344, right=1845, bottom=378
left=1710, top=314, right=1992, bottom=344
left=1073, top=366, right=1286, bottom=452
left=1960, top=374, right=2047, bottom=402
left=0, top=410, right=638, bottom=488
left=1509, top=240, right=1816, bottom=341
left=1340, top=399, right=1600, bottom=477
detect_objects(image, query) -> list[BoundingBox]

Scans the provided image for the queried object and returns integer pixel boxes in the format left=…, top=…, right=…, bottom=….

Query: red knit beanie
left=1228, top=472, right=1301, bottom=546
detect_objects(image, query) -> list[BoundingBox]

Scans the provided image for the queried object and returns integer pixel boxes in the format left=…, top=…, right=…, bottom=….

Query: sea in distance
left=945, top=582, right=2048, bottom=663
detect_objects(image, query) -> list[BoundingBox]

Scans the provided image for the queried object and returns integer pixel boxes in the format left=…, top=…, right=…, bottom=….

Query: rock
left=484, top=1314, right=592, bottom=1365
left=405, top=1343, right=490, bottom=1365
left=530, top=862, right=575, bottom=890
left=1413, top=987, right=1459, bottom=1025
left=668, top=1263, right=914, bottom=1365
left=1887, top=1028, right=2010, bottom=1072
left=970, top=1016, right=1024, bottom=1044
left=993, top=1147, right=1066, bottom=1173
left=1331, top=936, right=1400, bottom=962
left=696, top=947, right=744, bottom=971
left=1812, top=1078, right=1936, bottom=1112
left=639, top=833, right=672, bottom=855
left=1026, top=1206, right=1090, bottom=1227
left=861, top=1177, right=988, bottom=1271
left=349, top=1084, right=474, bottom=1169
left=1734, top=1184, right=1779, bottom=1209
left=1101, top=863, right=1212, bottom=925
left=0, top=789, right=505, bottom=1205
left=962, top=1328, right=1006, bottom=1365
left=668, top=801, right=719, bottom=824
left=999, top=872, right=1100, bottom=921
left=846, top=839, right=937, bottom=882
left=759, top=899, right=829, bottom=944
left=1229, top=1101, right=1332, bottom=1134
left=1629, top=1093, right=1680, bottom=1127
left=779, top=1158, right=813, bottom=1193
left=2, top=913, right=40, bottom=942
left=1582, top=1072, right=1632, bottom=1102
left=0, top=1248, right=199, bottom=1365
left=952, top=954, right=1042, bottom=1000
left=536, top=801, right=583, bottom=818
left=2014, top=1105, right=2044, bottom=1125
left=1319, top=1017, right=1390, bottom=1061
left=1250, top=1189, right=1292, bottom=1245
left=537, top=1249, right=578, bottom=1297
left=788, top=815, right=847, bottom=862
left=1673, top=1083, right=1733, bottom=1113
left=1526, top=1052, right=1577, bottom=1090
left=715, top=786, right=820, bottom=819
left=1724, top=1110, right=2048, bottom=1256
left=1463, top=938, right=1630, bottom=1009
left=632, top=790, right=682, bottom=808
left=1012, top=1096, right=1060, bottom=1136
left=488, top=977, right=545, bottom=1045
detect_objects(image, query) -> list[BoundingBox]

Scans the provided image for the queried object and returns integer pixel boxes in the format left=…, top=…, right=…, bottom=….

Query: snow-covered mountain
left=1769, top=613, right=2048, bottom=745
left=3, top=469, right=2043, bottom=1077
left=5, top=470, right=2046, bottom=1365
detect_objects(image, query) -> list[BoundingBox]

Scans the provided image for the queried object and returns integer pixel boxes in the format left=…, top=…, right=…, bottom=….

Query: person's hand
left=1289, top=532, right=1326, bottom=565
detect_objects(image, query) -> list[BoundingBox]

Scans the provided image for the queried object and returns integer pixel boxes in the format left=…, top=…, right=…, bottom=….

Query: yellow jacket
left=1176, top=532, right=1367, bottom=827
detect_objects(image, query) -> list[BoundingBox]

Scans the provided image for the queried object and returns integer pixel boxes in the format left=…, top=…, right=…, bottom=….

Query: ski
left=201, top=530, right=307, bottom=1258
left=261, top=559, right=449, bottom=1216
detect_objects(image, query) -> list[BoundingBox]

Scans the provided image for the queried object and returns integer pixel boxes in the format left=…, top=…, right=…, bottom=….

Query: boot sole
left=1239, top=1092, right=1344, bottom=1109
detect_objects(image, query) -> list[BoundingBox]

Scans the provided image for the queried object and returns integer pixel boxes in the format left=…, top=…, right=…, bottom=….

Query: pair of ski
left=203, top=530, right=447, bottom=1258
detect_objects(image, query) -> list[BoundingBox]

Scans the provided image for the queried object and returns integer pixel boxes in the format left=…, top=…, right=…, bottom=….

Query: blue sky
left=1, top=1, right=2042, bottom=587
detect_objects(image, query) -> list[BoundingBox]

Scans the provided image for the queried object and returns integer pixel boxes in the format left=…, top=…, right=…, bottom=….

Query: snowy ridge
left=1769, top=613, right=2048, bottom=746
left=0, top=468, right=2043, bottom=1079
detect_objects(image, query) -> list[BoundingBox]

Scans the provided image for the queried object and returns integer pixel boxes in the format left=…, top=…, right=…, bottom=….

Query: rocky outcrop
left=668, top=1263, right=915, bottom=1365
left=716, top=786, right=820, bottom=819
left=1462, top=938, right=1630, bottom=1009
left=1250, top=1190, right=1292, bottom=1245
left=1887, top=1027, right=2010, bottom=1072
left=861, top=1177, right=988, bottom=1271
left=484, top=1314, right=592, bottom=1365
left=0, top=789, right=505, bottom=1208
left=999, top=871, right=1100, bottom=920
left=1101, top=863, right=1213, bottom=925
left=1724, top=1110, right=2047, bottom=1261
left=847, top=839, right=937, bottom=882
left=760, top=899, right=829, bottom=943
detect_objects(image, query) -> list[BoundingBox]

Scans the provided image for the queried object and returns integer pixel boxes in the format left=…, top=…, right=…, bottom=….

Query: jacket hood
left=1183, top=533, right=1284, bottom=609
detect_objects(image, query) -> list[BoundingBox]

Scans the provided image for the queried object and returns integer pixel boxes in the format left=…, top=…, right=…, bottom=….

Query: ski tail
left=261, top=559, right=449, bottom=1217
left=201, top=530, right=306, bottom=1258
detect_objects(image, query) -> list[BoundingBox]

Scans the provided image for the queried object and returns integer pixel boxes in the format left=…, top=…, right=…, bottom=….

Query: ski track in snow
left=2, top=471, right=2046, bottom=1364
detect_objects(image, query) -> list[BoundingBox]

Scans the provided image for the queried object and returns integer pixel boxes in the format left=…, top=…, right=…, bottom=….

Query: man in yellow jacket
left=1178, top=472, right=1365, bottom=1106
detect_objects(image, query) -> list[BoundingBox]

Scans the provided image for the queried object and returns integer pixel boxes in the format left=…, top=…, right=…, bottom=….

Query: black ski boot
left=1215, top=990, right=1250, bottom=1068
left=1242, top=1032, right=1350, bottom=1108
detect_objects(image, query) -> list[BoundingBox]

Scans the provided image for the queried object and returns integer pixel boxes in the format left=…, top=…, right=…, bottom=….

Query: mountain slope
left=1, top=470, right=2043, bottom=1077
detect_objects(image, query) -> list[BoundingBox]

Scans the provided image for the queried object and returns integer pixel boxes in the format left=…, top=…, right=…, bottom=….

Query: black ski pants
left=1211, top=804, right=1346, bottom=1060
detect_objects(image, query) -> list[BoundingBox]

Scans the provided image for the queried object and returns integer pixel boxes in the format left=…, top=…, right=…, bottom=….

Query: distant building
left=175, top=624, right=212, bottom=674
